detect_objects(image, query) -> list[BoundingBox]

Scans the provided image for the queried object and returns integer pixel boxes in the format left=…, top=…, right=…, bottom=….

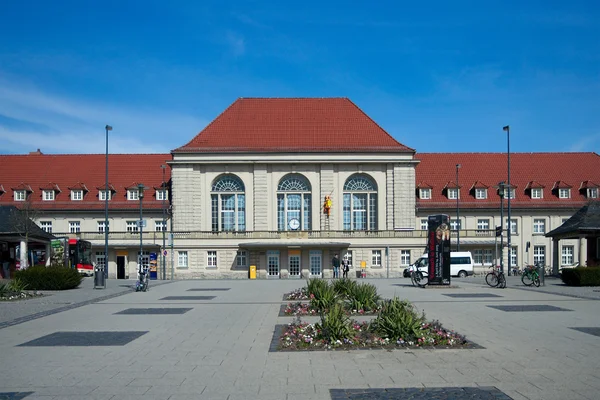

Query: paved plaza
left=0, top=275, right=599, bottom=400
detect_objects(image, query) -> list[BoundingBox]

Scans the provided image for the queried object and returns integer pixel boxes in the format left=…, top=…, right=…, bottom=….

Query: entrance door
left=309, top=250, right=322, bottom=277
left=289, top=251, right=301, bottom=278
left=267, top=250, right=280, bottom=278
left=117, top=256, right=126, bottom=279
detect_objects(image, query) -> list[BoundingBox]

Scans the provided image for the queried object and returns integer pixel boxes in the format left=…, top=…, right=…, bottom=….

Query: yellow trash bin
left=249, top=265, right=256, bottom=279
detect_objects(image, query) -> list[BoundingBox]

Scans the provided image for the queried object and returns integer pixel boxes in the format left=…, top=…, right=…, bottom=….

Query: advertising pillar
left=427, top=214, right=451, bottom=285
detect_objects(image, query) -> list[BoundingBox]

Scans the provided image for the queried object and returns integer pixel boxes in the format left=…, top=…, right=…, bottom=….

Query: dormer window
left=475, top=188, right=487, bottom=199
left=156, top=189, right=168, bottom=201
left=71, top=190, right=84, bottom=201
left=559, top=188, right=571, bottom=199
left=503, top=188, right=515, bottom=199
left=99, top=190, right=112, bottom=201
left=128, top=190, right=140, bottom=201
left=531, top=188, right=543, bottom=199
left=447, top=188, right=459, bottom=200
left=14, top=190, right=26, bottom=201
left=43, top=190, right=55, bottom=201
left=419, top=188, right=431, bottom=200
left=589, top=188, right=599, bottom=199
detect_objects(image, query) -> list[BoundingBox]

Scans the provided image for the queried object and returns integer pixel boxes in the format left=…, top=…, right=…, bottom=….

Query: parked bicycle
left=521, top=265, right=541, bottom=287
left=135, top=264, right=149, bottom=292
left=408, top=258, right=429, bottom=288
left=485, top=266, right=506, bottom=288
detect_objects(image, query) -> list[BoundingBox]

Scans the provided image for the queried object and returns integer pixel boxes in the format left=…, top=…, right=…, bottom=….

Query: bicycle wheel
left=533, top=275, right=540, bottom=287
left=485, top=272, right=499, bottom=287
left=521, top=272, right=533, bottom=286
left=414, top=271, right=429, bottom=288
left=498, top=273, right=506, bottom=289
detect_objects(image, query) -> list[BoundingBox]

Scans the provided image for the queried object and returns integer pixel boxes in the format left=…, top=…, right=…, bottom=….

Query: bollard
left=538, top=263, right=545, bottom=287
left=94, top=266, right=106, bottom=289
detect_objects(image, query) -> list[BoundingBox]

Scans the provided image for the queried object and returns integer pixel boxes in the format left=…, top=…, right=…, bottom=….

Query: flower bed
left=283, top=301, right=381, bottom=316
left=284, top=288, right=310, bottom=301
left=278, top=320, right=470, bottom=351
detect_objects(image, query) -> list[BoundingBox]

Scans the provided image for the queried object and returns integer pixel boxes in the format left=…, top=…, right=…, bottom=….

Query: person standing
left=332, top=253, right=340, bottom=279
left=342, top=257, right=349, bottom=278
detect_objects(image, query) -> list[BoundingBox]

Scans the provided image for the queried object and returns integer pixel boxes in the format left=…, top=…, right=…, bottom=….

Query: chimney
left=29, top=149, right=43, bottom=155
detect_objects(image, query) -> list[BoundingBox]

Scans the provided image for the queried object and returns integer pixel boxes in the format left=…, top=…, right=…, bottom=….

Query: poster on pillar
left=427, top=214, right=451, bottom=285
left=149, top=252, right=158, bottom=280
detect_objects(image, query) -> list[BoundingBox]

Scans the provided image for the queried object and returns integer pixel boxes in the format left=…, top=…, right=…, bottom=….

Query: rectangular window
left=126, top=221, right=139, bottom=232
left=477, top=219, right=490, bottom=231
left=589, top=188, right=599, bottom=198
left=97, top=221, right=109, bottom=233
left=420, top=219, right=428, bottom=230
left=483, top=249, right=493, bottom=265
left=531, top=188, right=542, bottom=199
left=71, top=190, right=83, bottom=201
left=561, top=246, right=574, bottom=266
left=447, top=188, right=459, bottom=200
left=533, top=246, right=545, bottom=266
left=156, top=190, right=168, bottom=201
left=400, top=250, right=410, bottom=267
left=95, top=251, right=106, bottom=268
left=40, top=221, right=52, bottom=233
left=14, top=190, right=26, bottom=201
left=178, top=251, right=188, bottom=268
left=558, top=188, right=570, bottom=199
left=475, top=188, right=487, bottom=199
left=533, top=219, right=546, bottom=234
left=127, top=190, right=139, bottom=201
left=207, top=251, right=217, bottom=268
left=371, top=250, right=382, bottom=267
left=505, top=219, right=518, bottom=235
left=450, top=219, right=462, bottom=231
left=138, top=251, right=150, bottom=268
left=155, top=220, right=167, bottom=232
left=99, top=190, right=111, bottom=201
left=69, top=221, right=81, bottom=233
left=310, top=250, right=322, bottom=276
left=504, top=188, right=515, bottom=199
left=419, top=188, right=431, bottom=199
left=473, top=249, right=483, bottom=265
left=509, top=247, right=517, bottom=267
left=43, top=190, right=55, bottom=201
left=343, top=251, right=353, bottom=270
left=236, top=250, right=247, bottom=268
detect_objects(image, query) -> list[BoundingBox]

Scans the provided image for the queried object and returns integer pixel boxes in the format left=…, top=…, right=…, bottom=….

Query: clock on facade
left=288, top=218, right=300, bottom=230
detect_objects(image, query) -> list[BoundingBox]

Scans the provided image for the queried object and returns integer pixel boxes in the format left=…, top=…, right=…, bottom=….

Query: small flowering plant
left=284, top=288, right=310, bottom=301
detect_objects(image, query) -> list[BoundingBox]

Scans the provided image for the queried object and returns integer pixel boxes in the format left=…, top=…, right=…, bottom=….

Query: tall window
left=420, top=219, right=428, bottom=230
left=533, top=246, right=545, bottom=265
left=372, top=250, right=382, bottom=266
left=236, top=250, right=247, bottom=268
left=561, top=246, right=574, bottom=265
left=97, top=221, right=109, bottom=233
left=277, top=174, right=311, bottom=231
left=483, top=249, right=493, bottom=265
left=505, top=219, right=518, bottom=235
left=95, top=252, right=106, bottom=269
left=344, top=251, right=353, bottom=269
left=211, top=175, right=245, bottom=232
left=400, top=250, right=411, bottom=267
left=178, top=251, right=188, bottom=268
left=40, top=221, right=52, bottom=233
left=69, top=221, right=81, bottom=233
left=473, top=249, right=483, bottom=265
left=533, top=219, right=546, bottom=234
left=509, top=247, right=517, bottom=267
left=343, top=174, right=377, bottom=231
left=207, top=251, right=217, bottom=268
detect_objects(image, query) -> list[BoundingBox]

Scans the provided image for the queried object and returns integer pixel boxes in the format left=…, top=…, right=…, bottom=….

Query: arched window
left=211, top=175, right=245, bottom=232
left=343, top=174, right=377, bottom=231
left=277, top=174, right=311, bottom=231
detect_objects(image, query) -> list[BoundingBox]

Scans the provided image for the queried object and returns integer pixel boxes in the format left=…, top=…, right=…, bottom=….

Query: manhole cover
left=488, top=305, right=572, bottom=312
left=115, top=308, right=192, bottom=315
left=19, top=331, right=148, bottom=347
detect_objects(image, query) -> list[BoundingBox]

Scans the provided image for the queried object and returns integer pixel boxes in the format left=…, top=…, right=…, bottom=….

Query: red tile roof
left=415, top=152, right=600, bottom=209
left=0, top=154, right=172, bottom=211
left=174, top=98, right=414, bottom=153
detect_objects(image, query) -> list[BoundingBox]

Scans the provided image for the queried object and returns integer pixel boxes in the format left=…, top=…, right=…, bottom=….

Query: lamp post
left=104, top=125, right=112, bottom=280
left=503, top=125, right=511, bottom=275
left=160, top=165, right=167, bottom=280
left=138, top=183, right=145, bottom=269
left=456, top=163, right=461, bottom=251
left=498, top=181, right=505, bottom=275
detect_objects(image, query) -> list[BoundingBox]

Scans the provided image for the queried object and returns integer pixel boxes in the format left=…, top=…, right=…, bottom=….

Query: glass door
left=289, top=250, right=301, bottom=278
left=309, top=250, right=322, bottom=277
left=267, top=250, right=280, bottom=278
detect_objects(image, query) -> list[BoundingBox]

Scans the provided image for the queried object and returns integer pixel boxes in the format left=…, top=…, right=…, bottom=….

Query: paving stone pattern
left=0, top=393, right=34, bottom=400
left=159, top=295, right=216, bottom=300
left=329, top=387, right=513, bottom=399
left=487, top=305, right=572, bottom=312
left=114, top=308, right=193, bottom=315
left=570, top=327, right=600, bottom=337
left=18, top=331, right=148, bottom=346
left=443, top=293, right=503, bottom=298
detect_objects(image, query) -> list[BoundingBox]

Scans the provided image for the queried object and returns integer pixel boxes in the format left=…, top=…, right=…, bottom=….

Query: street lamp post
left=138, top=183, right=145, bottom=270
left=498, top=181, right=505, bottom=275
left=104, top=125, right=112, bottom=280
left=456, top=164, right=461, bottom=251
left=160, top=165, right=167, bottom=280
left=503, top=125, right=511, bottom=275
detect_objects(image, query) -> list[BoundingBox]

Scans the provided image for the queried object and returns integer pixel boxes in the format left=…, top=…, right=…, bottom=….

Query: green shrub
left=348, top=282, right=380, bottom=311
left=371, top=297, right=425, bottom=341
left=306, top=278, right=328, bottom=297
left=560, top=267, right=600, bottom=286
left=15, top=266, right=83, bottom=290
left=309, top=282, right=338, bottom=312
left=332, top=278, right=357, bottom=298
left=315, top=303, right=352, bottom=342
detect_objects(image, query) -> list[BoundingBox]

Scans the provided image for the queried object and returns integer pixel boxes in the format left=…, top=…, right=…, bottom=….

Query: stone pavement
left=0, top=276, right=598, bottom=400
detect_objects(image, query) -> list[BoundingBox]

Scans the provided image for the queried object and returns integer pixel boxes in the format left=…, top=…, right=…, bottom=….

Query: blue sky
left=0, top=0, right=598, bottom=154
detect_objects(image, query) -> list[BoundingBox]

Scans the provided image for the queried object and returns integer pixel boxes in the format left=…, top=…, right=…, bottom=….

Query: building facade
left=0, top=98, right=598, bottom=279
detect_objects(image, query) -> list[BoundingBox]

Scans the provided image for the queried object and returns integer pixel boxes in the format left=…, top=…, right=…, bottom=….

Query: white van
left=407, top=251, right=474, bottom=278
